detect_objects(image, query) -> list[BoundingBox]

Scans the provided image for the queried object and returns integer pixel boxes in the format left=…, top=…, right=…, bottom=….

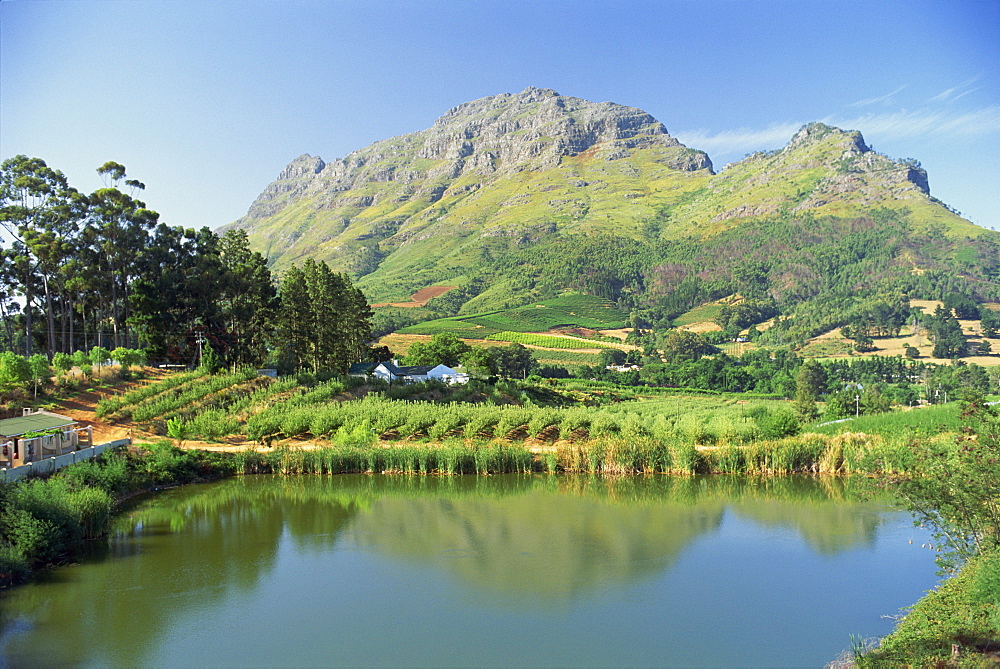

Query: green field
left=485, top=331, right=617, bottom=349
left=808, top=403, right=961, bottom=437
left=399, top=293, right=629, bottom=337
left=530, top=350, right=604, bottom=367
left=671, top=303, right=723, bottom=327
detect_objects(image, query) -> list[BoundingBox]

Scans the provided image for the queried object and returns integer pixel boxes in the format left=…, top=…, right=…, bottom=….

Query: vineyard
left=529, top=350, right=604, bottom=367
left=91, top=370, right=946, bottom=476
left=399, top=294, right=629, bottom=337
left=484, top=331, right=617, bottom=349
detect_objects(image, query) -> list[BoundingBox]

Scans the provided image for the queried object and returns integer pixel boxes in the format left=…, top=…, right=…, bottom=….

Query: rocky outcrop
left=699, top=123, right=934, bottom=223
left=233, top=87, right=712, bottom=231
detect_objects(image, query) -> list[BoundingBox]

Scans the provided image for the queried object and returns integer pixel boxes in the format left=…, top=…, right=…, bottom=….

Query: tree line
left=0, top=156, right=372, bottom=374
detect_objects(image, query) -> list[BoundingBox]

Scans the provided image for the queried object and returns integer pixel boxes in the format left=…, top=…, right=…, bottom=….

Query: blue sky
left=2, top=0, right=998, bottom=231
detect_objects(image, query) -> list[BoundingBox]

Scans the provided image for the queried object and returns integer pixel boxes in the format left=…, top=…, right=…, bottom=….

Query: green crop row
left=130, top=369, right=258, bottom=423
left=485, top=331, right=615, bottom=349
left=157, top=376, right=272, bottom=424
left=96, top=370, right=207, bottom=418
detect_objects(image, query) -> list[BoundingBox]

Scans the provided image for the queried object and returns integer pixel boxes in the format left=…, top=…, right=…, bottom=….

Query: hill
left=226, top=88, right=1000, bottom=340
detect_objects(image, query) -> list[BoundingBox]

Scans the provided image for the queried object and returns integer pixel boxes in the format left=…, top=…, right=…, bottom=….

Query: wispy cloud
left=928, top=76, right=981, bottom=103
left=848, top=85, right=908, bottom=108
left=673, top=122, right=803, bottom=157
left=828, top=107, right=1000, bottom=140
left=675, top=106, right=1000, bottom=160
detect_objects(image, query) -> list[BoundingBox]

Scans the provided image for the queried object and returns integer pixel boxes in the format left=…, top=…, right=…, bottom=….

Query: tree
left=823, top=391, right=854, bottom=421
left=0, top=351, right=30, bottom=389
left=600, top=348, right=628, bottom=367
left=488, top=343, right=537, bottom=379
left=659, top=329, right=716, bottom=363
left=276, top=260, right=373, bottom=374
left=84, top=163, right=159, bottom=349
left=981, top=310, right=1000, bottom=339
left=71, top=350, right=91, bottom=378
left=0, top=155, right=85, bottom=356
left=217, top=229, right=277, bottom=367
left=860, top=388, right=892, bottom=415
left=406, top=333, right=471, bottom=367
left=893, top=397, right=1000, bottom=572
left=978, top=339, right=993, bottom=356
left=942, top=292, right=980, bottom=320
left=90, top=346, right=111, bottom=372
left=929, top=307, right=967, bottom=359
left=461, top=347, right=495, bottom=377
left=276, top=265, right=311, bottom=372
left=794, top=361, right=827, bottom=420
left=129, top=224, right=226, bottom=364
left=199, top=343, right=222, bottom=374
left=27, top=353, right=50, bottom=398
left=52, top=352, right=73, bottom=376
left=905, top=345, right=920, bottom=359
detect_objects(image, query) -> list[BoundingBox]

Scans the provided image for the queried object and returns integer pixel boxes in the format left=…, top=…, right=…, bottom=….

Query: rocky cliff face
left=226, top=89, right=974, bottom=301
left=239, top=87, right=711, bottom=226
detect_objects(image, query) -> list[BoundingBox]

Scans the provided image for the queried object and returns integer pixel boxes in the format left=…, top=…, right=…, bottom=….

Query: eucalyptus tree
left=83, top=162, right=159, bottom=349
left=0, top=155, right=85, bottom=356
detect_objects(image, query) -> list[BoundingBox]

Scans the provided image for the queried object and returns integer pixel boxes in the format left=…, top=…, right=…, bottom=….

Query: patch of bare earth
left=599, top=328, right=633, bottom=341
left=370, top=286, right=457, bottom=308
left=46, top=368, right=175, bottom=444
left=803, top=323, right=1000, bottom=367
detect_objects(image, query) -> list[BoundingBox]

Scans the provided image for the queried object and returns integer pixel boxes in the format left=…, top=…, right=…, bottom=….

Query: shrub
left=756, top=408, right=801, bottom=439
left=67, top=487, right=114, bottom=540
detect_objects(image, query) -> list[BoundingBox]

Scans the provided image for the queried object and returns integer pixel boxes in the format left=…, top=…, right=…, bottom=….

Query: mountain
left=225, top=87, right=995, bottom=318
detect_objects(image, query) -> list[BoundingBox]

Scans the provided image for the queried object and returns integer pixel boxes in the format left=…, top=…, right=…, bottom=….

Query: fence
left=0, top=438, right=131, bottom=484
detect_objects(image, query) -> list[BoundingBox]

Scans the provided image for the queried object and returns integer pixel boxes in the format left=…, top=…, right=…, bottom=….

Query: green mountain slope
left=225, top=87, right=996, bottom=320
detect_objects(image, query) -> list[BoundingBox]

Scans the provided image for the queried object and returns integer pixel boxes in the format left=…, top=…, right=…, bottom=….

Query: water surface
left=0, top=475, right=938, bottom=667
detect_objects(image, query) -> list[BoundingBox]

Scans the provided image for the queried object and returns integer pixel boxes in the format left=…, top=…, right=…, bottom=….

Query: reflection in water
left=0, top=474, right=912, bottom=667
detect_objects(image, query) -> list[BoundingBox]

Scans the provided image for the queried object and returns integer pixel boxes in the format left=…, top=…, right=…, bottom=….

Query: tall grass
left=809, top=404, right=961, bottom=438
left=234, top=441, right=535, bottom=476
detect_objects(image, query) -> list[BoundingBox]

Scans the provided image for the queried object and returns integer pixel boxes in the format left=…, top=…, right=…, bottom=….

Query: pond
left=0, top=474, right=938, bottom=667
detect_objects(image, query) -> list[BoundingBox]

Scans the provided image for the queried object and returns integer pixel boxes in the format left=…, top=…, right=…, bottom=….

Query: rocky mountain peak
left=785, top=122, right=869, bottom=154
left=424, top=87, right=712, bottom=174
left=279, top=154, right=326, bottom=180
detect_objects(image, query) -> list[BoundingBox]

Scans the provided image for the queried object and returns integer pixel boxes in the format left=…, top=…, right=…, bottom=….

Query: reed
left=238, top=441, right=536, bottom=476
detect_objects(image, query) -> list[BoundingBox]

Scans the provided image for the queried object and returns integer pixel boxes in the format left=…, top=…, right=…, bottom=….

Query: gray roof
left=0, top=412, right=76, bottom=438
left=381, top=363, right=436, bottom=376
left=348, top=362, right=377, bottom=374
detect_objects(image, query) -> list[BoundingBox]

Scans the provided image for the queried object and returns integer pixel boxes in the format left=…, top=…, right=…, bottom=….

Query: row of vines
left=96, top=371, right=928, bottom=475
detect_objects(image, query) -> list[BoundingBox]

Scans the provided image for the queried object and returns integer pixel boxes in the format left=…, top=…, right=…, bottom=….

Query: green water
left=0, top=475, right=938, bottom=667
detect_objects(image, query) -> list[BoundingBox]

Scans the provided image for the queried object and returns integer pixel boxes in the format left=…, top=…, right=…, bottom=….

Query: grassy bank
left=0, top=442, right=238, bottom=587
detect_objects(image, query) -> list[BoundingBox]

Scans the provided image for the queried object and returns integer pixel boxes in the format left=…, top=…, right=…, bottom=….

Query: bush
left=0, top=508, right=61, bottom=564
left=67, top=487, right=114, bottom=540
left=756, top=408, right=801, bottom=439
left=58, top=452, right=130, bottom=495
